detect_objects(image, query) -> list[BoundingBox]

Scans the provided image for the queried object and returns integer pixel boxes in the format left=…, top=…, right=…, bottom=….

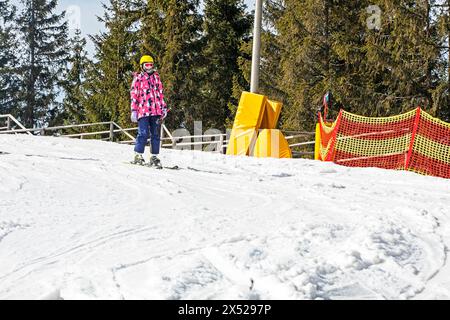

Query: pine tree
left=82, top=0, right=141, bottom=127
left=228, top=38, right=252, bottom=128
left=363, top=0, right=441, bottom=116
left=16, top=0, right=69, bottom=128
left=61, top=29, right=90, bottom=124
left=140, top=0, right=203, bottom=130
left=434, top=0, right=450, bottom=121
left=255, top=0, right=445, bottom=132
left=0, top=0, right=20, bottom=115
left=446, top=0, right=450, bottom=108
left=229, top=0, right=281, bottom=128
left=199, top=0, right=252, bottom=130
left=139, top=0, right=165, bottom=63
left=260, top=0, right=366, bottom=130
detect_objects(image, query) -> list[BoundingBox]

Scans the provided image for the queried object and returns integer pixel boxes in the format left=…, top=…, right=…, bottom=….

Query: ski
left=186, top=166, right=229, bottom=175
left=162, top=165, right=180, bottom=170
left=124, top=161, right=180, bottom=170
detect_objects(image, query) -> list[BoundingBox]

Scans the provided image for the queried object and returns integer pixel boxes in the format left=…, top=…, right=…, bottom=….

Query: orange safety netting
left=317, top=108, right=450, bottom=179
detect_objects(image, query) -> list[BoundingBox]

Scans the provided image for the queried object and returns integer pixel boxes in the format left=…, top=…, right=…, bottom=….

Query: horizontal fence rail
left=0, top=114, right=316, bottom=157
left=0, top=114, right=32, bottom=135
left=284, top=131, right=315, bottom=157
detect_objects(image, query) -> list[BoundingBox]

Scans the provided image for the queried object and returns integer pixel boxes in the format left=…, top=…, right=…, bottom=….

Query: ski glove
left=131, top=110, right=138, bottom=123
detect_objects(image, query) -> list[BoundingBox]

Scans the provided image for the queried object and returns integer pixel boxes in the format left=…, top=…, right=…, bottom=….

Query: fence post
left=172, top=138, right=177, bottom=150
left=40, top=128, right=45, bottom=136
left=218, top=134, right=224, bottom=153
left=109, top=122, right=114, bottom=142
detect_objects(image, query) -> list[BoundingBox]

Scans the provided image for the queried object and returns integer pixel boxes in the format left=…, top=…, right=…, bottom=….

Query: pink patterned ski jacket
left=130, top=71, right=168, bottom=119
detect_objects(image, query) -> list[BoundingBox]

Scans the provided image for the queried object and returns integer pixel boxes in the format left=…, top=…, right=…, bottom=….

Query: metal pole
left=250, top=0, right=263, bottom=93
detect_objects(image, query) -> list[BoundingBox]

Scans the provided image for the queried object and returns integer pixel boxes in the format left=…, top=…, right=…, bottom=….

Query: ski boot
left=131, top=152, right=146, bottom=166
left=149, top=155, right=163, bottom=169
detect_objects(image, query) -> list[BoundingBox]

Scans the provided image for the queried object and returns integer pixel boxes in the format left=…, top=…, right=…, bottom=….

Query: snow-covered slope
left=1, top=134, right=450, bottom=300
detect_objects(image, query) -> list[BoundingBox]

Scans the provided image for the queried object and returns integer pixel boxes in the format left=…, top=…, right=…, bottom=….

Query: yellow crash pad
left=253, top=129, right=292, bottom=158
left=227, top=92, right=267, bottom=156
left=226, top=128, right=258, bottom=156
left=260, top=99, right=283, bottom=130
left=231, top=91, right=267, bottom=130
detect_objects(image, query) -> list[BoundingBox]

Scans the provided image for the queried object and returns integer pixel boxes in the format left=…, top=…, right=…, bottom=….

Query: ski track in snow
left=0, top=134, right=450, bottom=300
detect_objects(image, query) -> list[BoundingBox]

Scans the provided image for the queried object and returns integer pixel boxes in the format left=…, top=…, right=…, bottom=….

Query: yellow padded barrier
left=260, top=99, right=283, bottom=130
left=227, top=92, right=291, bottom=158
left=226, top=128, right=258, bottom=156
left=227, top=92, right=267, bottom=156
left=230, top=91, right=267, bottom=130
left=253, top=129, right=292, bottom=159
left=315, top=123, right=321, bottom=160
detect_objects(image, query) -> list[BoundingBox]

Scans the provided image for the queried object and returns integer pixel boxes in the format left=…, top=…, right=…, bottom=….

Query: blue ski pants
left=134, top=116, right=161, bottom=155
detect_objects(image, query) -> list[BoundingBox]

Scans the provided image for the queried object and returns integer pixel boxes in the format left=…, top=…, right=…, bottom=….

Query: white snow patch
left=1, top=134, right=450, bottom=299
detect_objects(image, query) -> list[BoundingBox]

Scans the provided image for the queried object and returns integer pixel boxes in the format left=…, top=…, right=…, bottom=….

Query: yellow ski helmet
left=140, top=55, right=154, bottom=65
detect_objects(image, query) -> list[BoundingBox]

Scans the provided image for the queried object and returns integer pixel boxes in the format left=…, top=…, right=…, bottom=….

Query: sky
left=11, top=0, right=256, bottom=57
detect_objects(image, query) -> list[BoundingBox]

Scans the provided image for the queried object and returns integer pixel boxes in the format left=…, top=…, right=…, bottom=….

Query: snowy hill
left=1, top=134, right=450, bottom=300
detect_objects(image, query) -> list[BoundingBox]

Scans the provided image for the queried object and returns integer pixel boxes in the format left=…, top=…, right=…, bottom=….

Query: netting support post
left=325, top=109, right=343, bottom=162
left=405, top=107, right=422, bottom=170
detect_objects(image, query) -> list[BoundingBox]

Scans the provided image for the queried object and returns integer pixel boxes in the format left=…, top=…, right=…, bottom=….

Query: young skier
left=130, top=55, right=168, bottom=168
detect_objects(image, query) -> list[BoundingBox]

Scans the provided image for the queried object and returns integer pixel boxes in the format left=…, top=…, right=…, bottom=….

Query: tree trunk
left=24, top=0, right=36, bottom=128
left=426, top=1, right=432, bottom=89
left=424, top=0, right=433, bottom=109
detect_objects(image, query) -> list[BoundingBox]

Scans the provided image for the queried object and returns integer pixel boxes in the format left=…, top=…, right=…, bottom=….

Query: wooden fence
left=0, top=114, right=315, bottom=157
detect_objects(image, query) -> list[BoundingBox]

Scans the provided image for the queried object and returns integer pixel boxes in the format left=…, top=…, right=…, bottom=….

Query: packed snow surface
left=1, top=134, right=450, bottom=300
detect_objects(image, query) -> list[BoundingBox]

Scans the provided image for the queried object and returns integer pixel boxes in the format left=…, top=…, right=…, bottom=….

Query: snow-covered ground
left=1, top=134, right=450, bottom=300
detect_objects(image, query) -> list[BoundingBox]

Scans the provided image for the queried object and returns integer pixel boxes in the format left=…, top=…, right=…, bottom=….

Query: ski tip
left=163, top=165, right=180, bottom=170
left=124, top=161, right=179, bottom=170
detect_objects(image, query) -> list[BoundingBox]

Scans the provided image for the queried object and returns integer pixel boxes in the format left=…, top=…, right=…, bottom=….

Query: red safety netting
left=317, top=108, right=450, bottom=179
